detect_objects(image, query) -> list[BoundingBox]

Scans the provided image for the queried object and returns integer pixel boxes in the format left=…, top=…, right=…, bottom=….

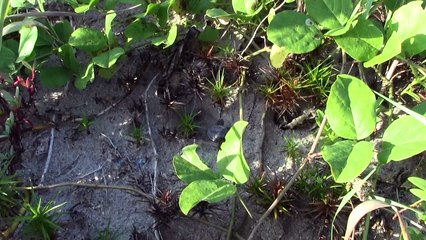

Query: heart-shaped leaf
left=305, top=0, right=353, bottom=30
left=267, top=11, right=323, bottom=54
left=217, top=121, right=250, bottom=184
left=364, top=31, right=401, bottom=68
left=173, top=144, right=219, bottom=184
left=322, top=140, right=373, bottom=183
left=179, top=179, right=236, bottom=215
left=69, top=28, right=106, bottom=52
left=326, top=74, right=376, bottom=140
left=334, top=19, right=383, bottom=62
left=40, top=67, right=72, bottom=88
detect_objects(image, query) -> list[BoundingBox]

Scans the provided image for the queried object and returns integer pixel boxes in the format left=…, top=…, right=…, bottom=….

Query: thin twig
left=17, top=182, right=153, bottom=201
left=247, top=116, right=328, bottom=240
left=144, top=73, right=160, bottom=196
left=39, top=115, right=56, bottom=185
left=240, top=0, right=288, bottom=56
left=75, top=163, right=105, bottom=180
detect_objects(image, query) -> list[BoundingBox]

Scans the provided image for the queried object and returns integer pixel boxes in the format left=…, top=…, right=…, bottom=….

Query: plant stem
left=226, top=195, right=237, bottom=240
left=247, top=115, right=328, bottom=240
left=362, top=212, right=371, bottom=240
left=17, top=182, right=154, bottom=201
left=240, top=0, right=288, bottom=56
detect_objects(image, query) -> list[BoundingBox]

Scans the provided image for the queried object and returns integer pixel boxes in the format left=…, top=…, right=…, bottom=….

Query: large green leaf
left=40, top=67, right=72, bottom=88
left=125, top=18, right=158, bottom=41
left=378, top=115, right=426, bottom=163
left=69, top=28, right=106, bottom=52
left=267, top=11, right=323, bottom=54
left=364, top=32, right=401, bottom=68
left=75, top=63, right=94, bottom=90
left=305, top=0, right=353, bottom=30
left=217, top=121, right=249, bottom=184
left=334, top=19, right=383, bottom=62
left=386, top=1, right=426, bottom=56
left=16, top=25, right=38, bottom=63
left=92, top=47, right=124, bottom=68
left=322, top=140, right=374, bottom=183
left=232, top=0, right=256, bottom=15
left=179, top=179, right=236, bottom=215
left=325, top=75, right=376, bottom=140
left=173, top=144, right=219, bottom=184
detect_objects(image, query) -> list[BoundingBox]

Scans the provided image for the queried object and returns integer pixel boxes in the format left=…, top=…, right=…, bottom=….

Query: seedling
left=258, top=80, right=281, bottom=106
left=80, top=116, right=94, bottom=134
left=173, top=121, right=250, bottom=215
left=207, top=69, right=234, bottom=107
left=283, top=133, right=301, bottom=164
left=19, top=196, right=66, bottom=240
left=299, top=60, right=334, bottom=101
left=130, top=126, right=145, bottom=144
left=177, top=111, right=200, bottom=138
left=97, top=221, right=121, bottom=240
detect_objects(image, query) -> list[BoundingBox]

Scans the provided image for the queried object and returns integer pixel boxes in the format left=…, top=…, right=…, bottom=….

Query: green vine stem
left=226, top=195, right=237, bottom=240
left=247, top=115, right=328, bottom=240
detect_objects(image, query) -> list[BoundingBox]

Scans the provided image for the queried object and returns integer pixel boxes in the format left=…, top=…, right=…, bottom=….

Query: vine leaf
left=179, top=179, right=236, bottom=215
left=173, top=144, right=219, bottom=184
left=217, top=121, right=250, bottom=184
left=322, top=140, right=373, bottom=183
left=325, top=74, right=376, bottom=140
left=305, top=0, right=353, bottom=30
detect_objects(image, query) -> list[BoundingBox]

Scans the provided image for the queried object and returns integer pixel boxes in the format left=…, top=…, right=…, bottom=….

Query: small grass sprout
left=258, top=80, right=281, bottom=106
left=207, top=69, right=234, bottom=107
left=19, top=196, right=66, bottom=240
left=97, top=221, right=121, bottom=240
left=0, top=159, right=19, bottom=217
left=300, top=60, right=334, bottom=101
left=80, top=116, right=94, bottom=134
left=283, top=133, right=301, bottom=164
left=177, top=111, right=200, bottom=138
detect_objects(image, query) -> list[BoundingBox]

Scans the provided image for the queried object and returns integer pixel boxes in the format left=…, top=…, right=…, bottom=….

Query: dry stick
left=17, top=182, right=153, bottom=201
left=240, top=0, right=288, bottom=56
left=39, top=114, right=56, bottom=185
left=247, top=116, right=328, bottom=240
left=144, top=73, right=160, bottom=196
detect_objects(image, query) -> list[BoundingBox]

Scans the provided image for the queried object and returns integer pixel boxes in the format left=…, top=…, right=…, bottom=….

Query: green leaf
left=173, top=144, right=219, bottom=184
left=0, top=46, right=17, bottom=73
left=74, top=0, right=99, bottom=13
left=270, top=44, right=288, bottom=68
left=0, top=0, right=10, bottom=51
left=187, top=0, right=214, bottom=14
left=379, top=115, right=426, bottom=163
left=408, top=177, right=426, bottom=191
left=267, top=11, right=323, bottom=54
left=53, top=20, right=73, bottom=43
left=16, top=25, right=38, bottom=63
left=385, top=0, right=406, bottom=12
left=151, top=24, right=177, bottom=48
left=386, top=1, right=426, bottom=56
left=98, top=64, right=120, bottom=79
left=145, top=0, right=175, bottom=27
left=198, top=26, right=219, bottom=42
left=305, top=0, right=353, bottom=30
left=58, top=44, right=80, bottom=73
left=334, top=19, right=383, bottom=62
left=322, top=140, right=373, bottom=183
left=179, top=179, right=236, bottom=215
left=92, top=47, right=124, bottom=68
left=105, top=10, right=116, bottom=46
left=325, top=74, right=376, bottom=140
left=206, top=8, right=232, bottom=18
left=75, top=63, right=94, bottom=89
left=364, top=31, right=401, bottom=68
left=410, top=189, right=426, bottom=201
left=232, top=0, right=256, bottom=15
left=69, top=28, right=106, bottom=52
left=40, top=67, right=72, bottom=88
left=217, top=121, right=250, bottom=184
left=125, top=18, right=158, bottom=41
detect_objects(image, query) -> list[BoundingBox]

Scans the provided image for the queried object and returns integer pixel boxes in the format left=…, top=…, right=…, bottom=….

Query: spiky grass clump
left=177, top=111, right=200, bottom=138
left=19, top=196, right=66, bottom=240
left=207, top=69, right=235, bottom=107
left=247, top=173, right=295, bottom=219
left=150, top=189, right=179, bottom=227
